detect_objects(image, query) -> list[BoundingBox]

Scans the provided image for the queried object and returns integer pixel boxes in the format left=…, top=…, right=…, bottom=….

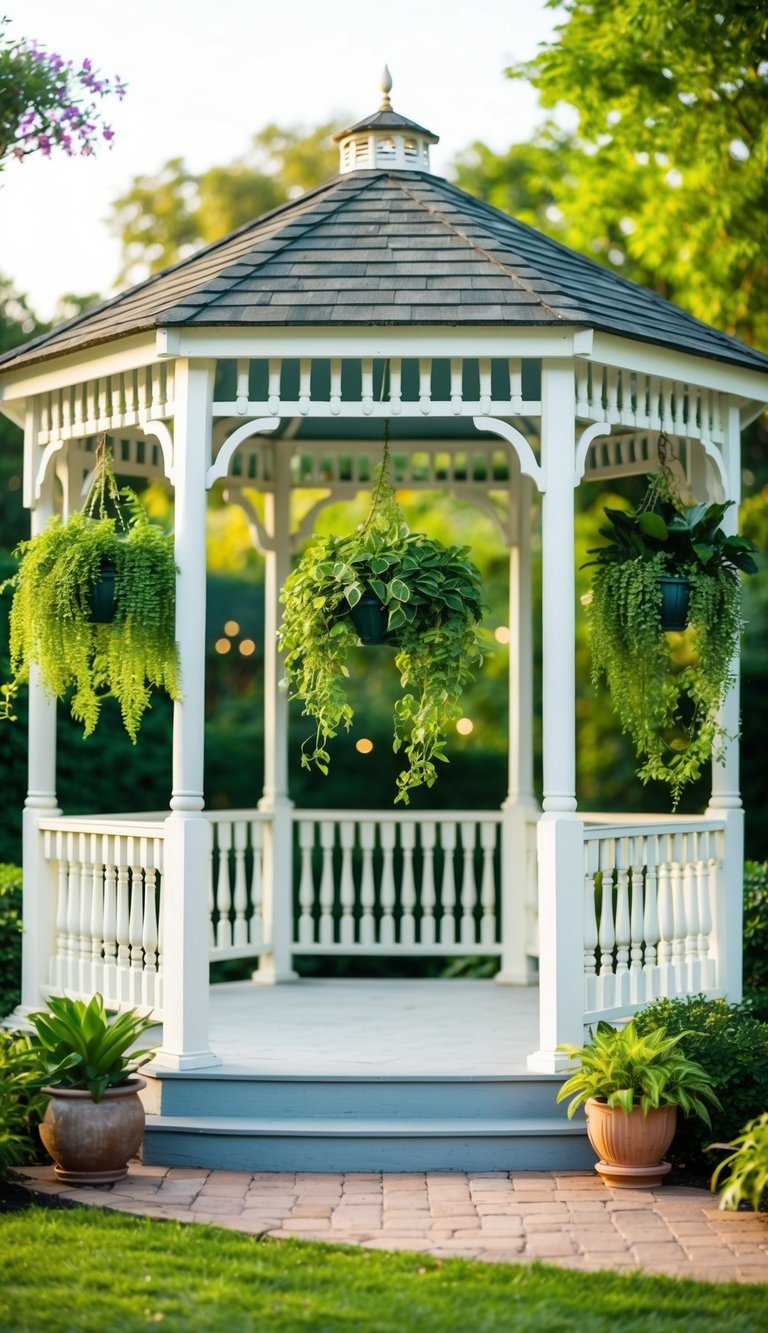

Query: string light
left=355, top=738, right=374, bottom=754
left=239, top=639, right=256, bottom=657
left=214, top=638, right=231, bottom=655
left=456, top=717, right=474, bottom=736
left=494, top=625, right=511, bottom=644
left=224, top=620, right=240, bottom=636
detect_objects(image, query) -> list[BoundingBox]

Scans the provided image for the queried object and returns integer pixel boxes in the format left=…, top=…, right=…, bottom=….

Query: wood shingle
left=3, top=168, right=768, bottom=374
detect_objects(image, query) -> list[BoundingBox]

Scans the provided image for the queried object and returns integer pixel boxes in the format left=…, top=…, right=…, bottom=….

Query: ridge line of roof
left=391, top=175, right=572, bottom=324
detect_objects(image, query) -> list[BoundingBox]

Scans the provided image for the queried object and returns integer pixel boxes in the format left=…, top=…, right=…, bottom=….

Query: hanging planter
left=348, top=590, right=391, bottom=645
left=1, top=436, right=180, bottom=741
left=584, top=442, right=759, bottom=806
left=278, top=425, right=487, bottom=803
left=658, top=575, right=691, bottom=633
left=87, top=559, right=117, bottom=625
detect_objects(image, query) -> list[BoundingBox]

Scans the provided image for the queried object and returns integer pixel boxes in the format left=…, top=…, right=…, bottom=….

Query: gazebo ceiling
left=3, top=79, right=768, bottom=381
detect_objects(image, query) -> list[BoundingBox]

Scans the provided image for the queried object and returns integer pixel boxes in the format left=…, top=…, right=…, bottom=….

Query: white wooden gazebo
left=2, top=75, right=768, bottom=1166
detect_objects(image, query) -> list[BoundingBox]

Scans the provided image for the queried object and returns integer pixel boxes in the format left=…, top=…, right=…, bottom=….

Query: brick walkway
left=17, top=1165, right=768, bottom=1283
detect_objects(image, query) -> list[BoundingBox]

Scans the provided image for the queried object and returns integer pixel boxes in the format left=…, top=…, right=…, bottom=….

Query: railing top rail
left=39, top=816, right=167, bottom=837
left=203, top=809, right=273, bottom=823
left=583, top=818, right=725, bottom=842
left=291, top=808, right=504, bottom=824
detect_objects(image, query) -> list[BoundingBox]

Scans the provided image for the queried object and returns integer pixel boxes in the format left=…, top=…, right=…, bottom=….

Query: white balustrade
left=40, top=817, right=165, bottom=1017
left=291, top=811, right=503, bottom=955
left=206, top=812, right=271, bottom=961
left=582, top=819, right=723, bottom=1022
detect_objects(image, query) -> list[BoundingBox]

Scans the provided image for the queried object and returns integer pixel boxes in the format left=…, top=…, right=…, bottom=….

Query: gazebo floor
left=142, top=980, right=593, bottom=1173
left=203, top=977, right=539, bottom=1076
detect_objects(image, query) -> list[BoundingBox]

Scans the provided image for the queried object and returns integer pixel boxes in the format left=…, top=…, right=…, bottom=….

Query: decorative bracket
left=206, top=417, right=279, bottom=490
left=473, top=416, right=544, bottom=492
left=143, top=419, right=176, bottom=486
left=33, top=439, right=65, bottom=502
left=574, top=422, right=612, bottom=485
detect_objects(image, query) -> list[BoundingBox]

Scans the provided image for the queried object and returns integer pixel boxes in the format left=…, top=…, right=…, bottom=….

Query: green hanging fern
left=278, top=436, right=487, bottom=803
left=2, top=443, right=179, bottom=741
left=586, top=468, right=759, bottom=806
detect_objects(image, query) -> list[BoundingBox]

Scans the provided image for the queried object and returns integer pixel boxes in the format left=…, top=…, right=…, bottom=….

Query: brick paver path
left=17, top=1165, right=768, bottom=1283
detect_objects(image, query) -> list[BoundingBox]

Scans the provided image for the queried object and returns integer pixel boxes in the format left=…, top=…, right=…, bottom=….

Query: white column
left=256, top=440, right=297, bottom=982
left=528, top=815, right=586, bottom=1070
left=706, top=402, right=743, bottom=1002
left=528, top=360, right=584, bottom=1068
left=155, top=359, right=219, bottom=1070
left=19, top=405, right=61, bottom=1016
left=498, top=475, right=539, bottom=984
left=541, top=361, right=577, bottom=813
left=709, top=401, right=742, bottom=812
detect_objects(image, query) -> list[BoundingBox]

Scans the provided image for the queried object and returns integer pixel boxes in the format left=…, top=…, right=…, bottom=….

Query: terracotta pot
left=585, top=1097, right=677, bottom=1189
left=39, top=1077, right=147, bottom=1184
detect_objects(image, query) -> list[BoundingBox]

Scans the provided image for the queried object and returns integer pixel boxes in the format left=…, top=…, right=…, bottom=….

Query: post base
left=150, top=1049, right=222, bottom=1072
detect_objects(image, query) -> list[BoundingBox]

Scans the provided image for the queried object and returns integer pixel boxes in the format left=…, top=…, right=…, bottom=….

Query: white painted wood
left=540, top=360, right=577, bottom=812
left=528, top=815, right=586, bottom=1071
left=19, top=449, right=60, bottom=1016
left=159, top=359, right=219, bottom=1069
left=582, top=818, right=727, bottom=1023
left=709, top=402, right=743, bottom=811
left=711, top=810, right=743, bottom=1000
left=257, top=438, right=297, bottom=982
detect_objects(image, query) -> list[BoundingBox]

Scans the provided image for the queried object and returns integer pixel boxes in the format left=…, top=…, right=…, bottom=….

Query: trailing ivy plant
left=1, top=438, right=179, bottom=741
left=585, top=453, right=758, bottom=806
left=278, top=431, right=487, bottom=803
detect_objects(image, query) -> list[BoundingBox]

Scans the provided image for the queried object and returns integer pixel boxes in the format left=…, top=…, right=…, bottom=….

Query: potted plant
left=585, top=446, right=758, bottom=806
left=1, top=437, right=180, bottom=741
left=556, top=1019, right=720, bottom=1188
left=278, top=429, right=487, bottom=804
left=27, top=992, right=157, bottom=1184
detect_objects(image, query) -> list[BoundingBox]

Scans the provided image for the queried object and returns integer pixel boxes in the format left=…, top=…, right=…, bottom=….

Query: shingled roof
left=3, top=168, right=768, bottom=375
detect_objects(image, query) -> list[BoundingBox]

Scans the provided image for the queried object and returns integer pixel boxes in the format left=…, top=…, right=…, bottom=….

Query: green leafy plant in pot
left=278, top=427, right=487, bottom=803
left=1, top=437, right=180, bottom=741
left=557, top=1018, right=720, bottom=1188
left=584, top=443, right=758, bottom=806
left=28, top=992, right=157, bottom=1184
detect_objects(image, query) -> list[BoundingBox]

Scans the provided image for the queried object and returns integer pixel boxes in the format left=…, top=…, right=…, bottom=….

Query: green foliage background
left=1, top=0, right=767, bottom=862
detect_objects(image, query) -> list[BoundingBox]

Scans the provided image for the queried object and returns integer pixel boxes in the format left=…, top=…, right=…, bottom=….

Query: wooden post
left=528, top=360, right=583, bottom=1068
left=156, top=360, right=220, bottom=1070
left=498, top=475, right=538, bottom=984
left=19, top=403, right=60, bottom=1016
left=256, top=439, right=298, bottom=982
left=706, top=402, right=743, bottom=1002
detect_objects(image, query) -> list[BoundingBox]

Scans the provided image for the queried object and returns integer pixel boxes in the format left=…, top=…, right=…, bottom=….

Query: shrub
left=0, top=863, right=22, bottom=1019
left=744, top=861, right=768, bottom=1002
left=0, top=1029, right=47, bottom=1178
left=635, top=995, right=768, bottom=1172
left=711, top=1111, right=768, bottom=1211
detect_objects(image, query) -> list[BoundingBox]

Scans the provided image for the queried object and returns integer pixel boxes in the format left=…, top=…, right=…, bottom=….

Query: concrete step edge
left=146, top=1115, right=588, bottom=1139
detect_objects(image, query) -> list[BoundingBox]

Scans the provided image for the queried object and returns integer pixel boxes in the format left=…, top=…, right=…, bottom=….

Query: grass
left=1, top=1205, right=766, bottom=1332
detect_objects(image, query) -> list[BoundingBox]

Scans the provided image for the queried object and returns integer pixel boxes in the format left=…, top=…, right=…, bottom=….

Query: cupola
left=333, top=66, right=439, bottom=174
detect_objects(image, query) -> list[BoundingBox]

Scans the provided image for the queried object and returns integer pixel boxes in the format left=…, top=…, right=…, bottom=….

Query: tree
left=500, top=0, right=768, bottom=350
left=0, top=16, right=124, bottom=166
left=110, top=121, right=343, bottom=284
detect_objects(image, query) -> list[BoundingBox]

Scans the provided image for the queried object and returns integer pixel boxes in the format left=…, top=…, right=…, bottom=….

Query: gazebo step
left=145, top=1071, right=568, bottom=1121
left=143, top=1113, right=593, bottom=1173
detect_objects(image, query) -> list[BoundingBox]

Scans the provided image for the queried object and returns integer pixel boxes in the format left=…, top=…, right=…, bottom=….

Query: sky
left=1, top=0, right=560, bottom=320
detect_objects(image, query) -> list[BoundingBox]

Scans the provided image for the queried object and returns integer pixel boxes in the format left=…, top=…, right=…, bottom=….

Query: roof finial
left=380, top=65, right=393, bottom=112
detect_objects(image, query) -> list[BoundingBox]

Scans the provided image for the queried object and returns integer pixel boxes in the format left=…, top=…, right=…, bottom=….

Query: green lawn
left=0, top=1205, right=765, bottom=1332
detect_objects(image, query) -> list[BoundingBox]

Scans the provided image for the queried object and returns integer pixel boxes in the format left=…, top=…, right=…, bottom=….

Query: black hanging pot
left=87, top=560, right=117, bottom=624
left=349, top=591, right=390, bottom=645
left=658, top=575, right=691, bottom=632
